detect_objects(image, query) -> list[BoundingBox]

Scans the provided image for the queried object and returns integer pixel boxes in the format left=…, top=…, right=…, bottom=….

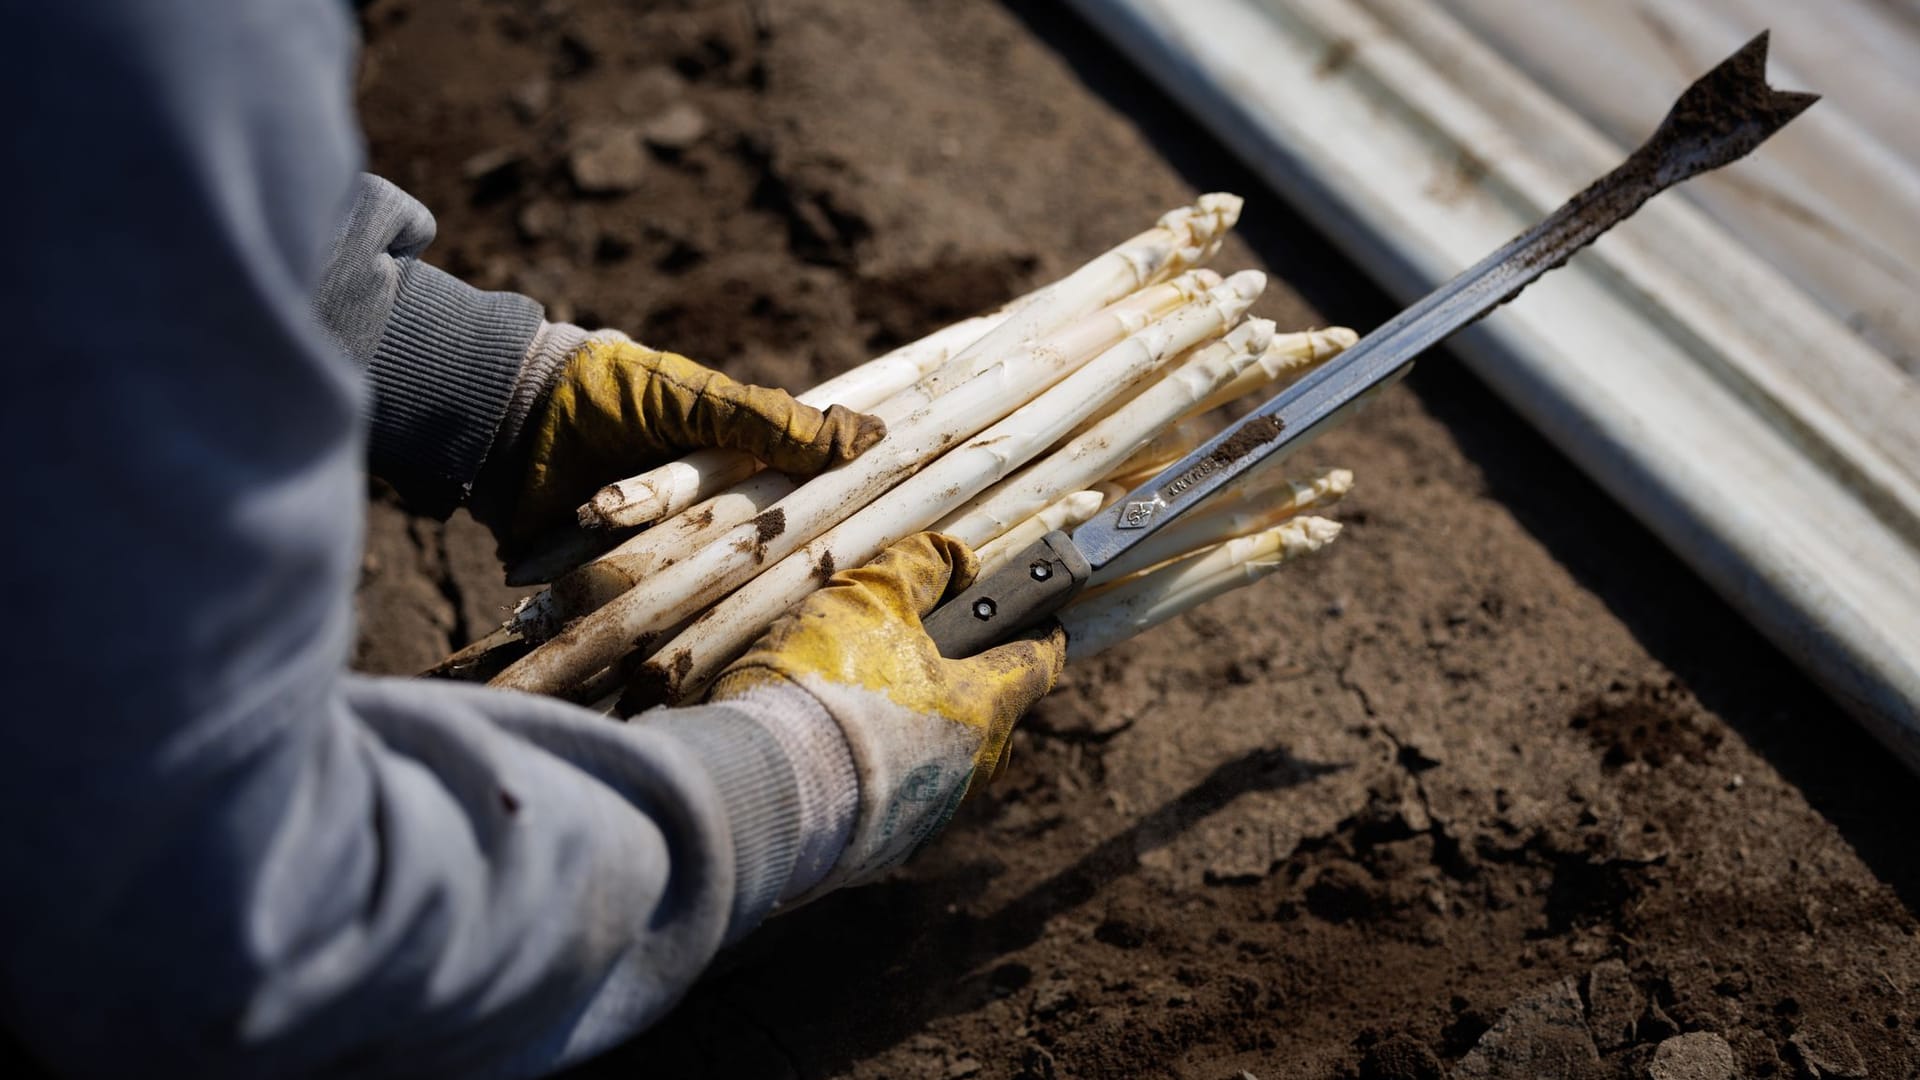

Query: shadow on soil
left=1000, top=1, right=1920, bottom=914
left=577, top=747, right=1344, bottom=1077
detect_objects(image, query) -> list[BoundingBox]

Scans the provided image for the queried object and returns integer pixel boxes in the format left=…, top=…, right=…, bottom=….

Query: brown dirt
left=351, top=2, right=1920, bottom=1077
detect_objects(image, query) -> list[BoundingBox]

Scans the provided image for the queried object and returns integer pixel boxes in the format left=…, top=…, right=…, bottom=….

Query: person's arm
left=310, top=171, right=885, bottom=543
left=310, top=172, right=552, bottom=516
left=0, top=3, right=844, bottom=1076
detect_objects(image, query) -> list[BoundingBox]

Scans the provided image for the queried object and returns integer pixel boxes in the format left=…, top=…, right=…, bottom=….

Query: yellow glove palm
left=712, top=533, right=1067, bottom=886
left=517, top=339, right=886, bottom=541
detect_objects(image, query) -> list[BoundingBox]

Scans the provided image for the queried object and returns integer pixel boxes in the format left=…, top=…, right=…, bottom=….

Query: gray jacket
left=0, top=2, right=852, bottom=1076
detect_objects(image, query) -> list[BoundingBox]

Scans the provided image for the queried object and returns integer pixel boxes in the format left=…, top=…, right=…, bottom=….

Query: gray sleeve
left=0, top=3, right=843, bottom=1077
left=314, top=174, right=545, bottom=516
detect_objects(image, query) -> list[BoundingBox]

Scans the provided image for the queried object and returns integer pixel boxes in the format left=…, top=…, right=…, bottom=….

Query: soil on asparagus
left=352, top=2, right=1920, bottom=1076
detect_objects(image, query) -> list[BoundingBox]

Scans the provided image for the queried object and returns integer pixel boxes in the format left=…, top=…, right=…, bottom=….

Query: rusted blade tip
left=1644, top=28, right=1817, bottom=181
left=1771, top=87, right=1822, bottom=122
left=1738, top=30, right=1820, bottom=120
left=1701, top=29, right=1818, bottom=122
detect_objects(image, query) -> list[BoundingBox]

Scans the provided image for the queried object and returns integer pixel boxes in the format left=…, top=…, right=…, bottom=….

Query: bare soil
left=352, top=2, right=1920, bottom=1077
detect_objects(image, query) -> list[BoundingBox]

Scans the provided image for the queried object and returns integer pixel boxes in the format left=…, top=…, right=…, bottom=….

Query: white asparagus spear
left=1086, top=467, right=1352, bottom=587
left=935, top=319, right=1275, bottom=545
left=513, top=469, right=795, bottom=642
left=577, top=192, right=1239, bottom=531
left=1047, top=325, right=1351, bottom=449
left=582, top=311, right=1003, bottom=529
left=506, top=271, right=1219, bottom=647
left=1100, top=463, right=1170, bottom=496
left=1059, top=517, right=1342, bottom=660
left=973, top=490, right=1106, bottom=578
left=1109, top=417, right=1215, bottom=482
left=637, top=272, right=1268, bottom=704
left=1180, top=327, right=1357, bottom=422
left=492, top=272, right=1225, bottom=696
left=881, top=272, right=1223, bottom=425
left=1080, top=328, right=1357, bottom=495
left=892, top=193, right=1240, bottom=399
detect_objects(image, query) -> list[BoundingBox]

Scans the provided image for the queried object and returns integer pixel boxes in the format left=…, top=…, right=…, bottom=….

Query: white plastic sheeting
left=1067, top=0, right=1920, bottom=769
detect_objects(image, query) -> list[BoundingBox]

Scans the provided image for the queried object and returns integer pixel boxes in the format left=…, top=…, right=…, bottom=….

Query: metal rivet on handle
left=972, top=598, right=997, bottom=620
left=1029, top=561, right=1052, bottom=581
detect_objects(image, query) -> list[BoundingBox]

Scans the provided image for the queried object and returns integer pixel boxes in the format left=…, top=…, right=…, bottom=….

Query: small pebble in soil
left=1648, top=1032, right=1736, bottom=1080
left=643, top=103, right=709, bottom=151
left=508, top=77, right=551, bottom=120
left=567, top=124, right=648, bottom=193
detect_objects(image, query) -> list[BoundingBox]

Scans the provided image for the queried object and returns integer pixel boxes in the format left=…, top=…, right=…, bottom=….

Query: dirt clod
left=1450, top=978, right=1604, bottom=1080
left=1788, top=1024, right=1869, bottom=1078
left=641, top=103, right=708, bottom=152
left=1648, top=1032, right=1737, bottom=1080
left=1212, top=414, right=1286, bottom=466
left=1359, top=1033, right=1443, bottom=1080
left=567, top=124, right=648, bottom=193
left=1583, top=959, right=1641, bottom=1051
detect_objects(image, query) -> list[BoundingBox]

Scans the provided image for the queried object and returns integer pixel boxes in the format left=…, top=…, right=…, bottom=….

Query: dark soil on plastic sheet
left=351, top=2, right=1920, bottom=1077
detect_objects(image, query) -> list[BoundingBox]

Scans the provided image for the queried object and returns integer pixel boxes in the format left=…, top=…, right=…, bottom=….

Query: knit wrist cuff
left=363, top=260, right=542, bottom=515
left=643, top=680, right=859, bottom=939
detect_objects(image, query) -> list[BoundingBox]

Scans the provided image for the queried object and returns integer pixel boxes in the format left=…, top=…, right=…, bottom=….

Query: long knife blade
left=924, top=31, right=1816, bottom=657
left=1075, top=29, right=1816, bottom=565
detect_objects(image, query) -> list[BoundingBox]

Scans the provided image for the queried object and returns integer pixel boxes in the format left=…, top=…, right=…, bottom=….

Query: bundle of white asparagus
left=464, top=194, right=1361, bottom=712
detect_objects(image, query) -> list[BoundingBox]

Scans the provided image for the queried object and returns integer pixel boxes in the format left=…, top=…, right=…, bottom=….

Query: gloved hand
left=710, top=532, right=1067, bottom=891
left=513, top=337, right=886, bottom=543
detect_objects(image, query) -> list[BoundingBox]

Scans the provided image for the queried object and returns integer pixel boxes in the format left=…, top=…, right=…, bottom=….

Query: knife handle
left=925, top=531, right=1092, bottom=658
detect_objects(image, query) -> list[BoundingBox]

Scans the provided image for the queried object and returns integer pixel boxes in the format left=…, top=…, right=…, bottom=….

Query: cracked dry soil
left=350, top=2, right=1920, bottom=1077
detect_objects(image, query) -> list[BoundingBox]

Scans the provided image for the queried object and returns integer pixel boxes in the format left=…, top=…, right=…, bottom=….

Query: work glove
left=710, top=532, right=1068, bottom=892
left=512, top=336, right=886, bottom=544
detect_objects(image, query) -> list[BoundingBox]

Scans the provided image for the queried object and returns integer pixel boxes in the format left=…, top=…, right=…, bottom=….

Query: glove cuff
left=497, top=322, right=633, bottom=462
left=700, top=681, right=859, bottom=904
left=471, top=322, right=629, bottom=532
left=769, top=671, right=981, bottom=900
left=644, top=679, right=858, bottom=939
left=643, top=703, right=802, bottom=944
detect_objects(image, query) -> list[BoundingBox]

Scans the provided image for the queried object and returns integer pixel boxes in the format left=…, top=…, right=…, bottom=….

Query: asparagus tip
left=1228, top=317, right=1277, bottom=356
left=1194, top=192, right=1245, bottom=230
left=1316, top=326, right=1360, bottom=354
left=1285, top=515, right=1344, bottom=554
left=1208, top=270, right=1267, bottom=323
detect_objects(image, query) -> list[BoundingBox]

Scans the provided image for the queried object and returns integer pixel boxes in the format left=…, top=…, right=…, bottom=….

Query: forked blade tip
left=1713, top=29, right=1818, bottom=117
left=1649, top=27, right=1817, bottom=174
left=1771, top=88, right=1822, bottom=122
left=1735, top=29, right=1819, bottom=118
